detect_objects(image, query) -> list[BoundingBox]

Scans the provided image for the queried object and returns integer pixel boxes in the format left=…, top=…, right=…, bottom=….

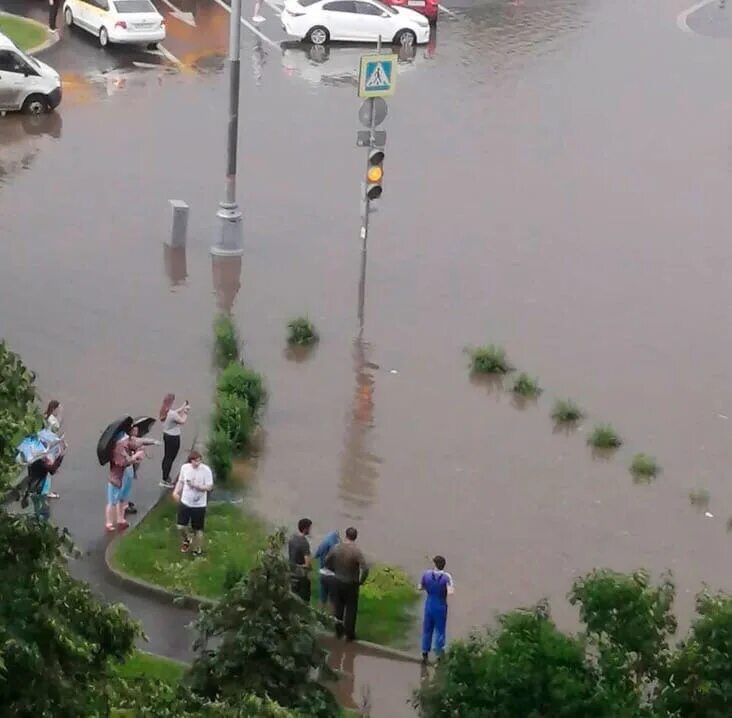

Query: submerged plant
left=214, top=314, right=239, bottom=366
left=511, top=373, right=542, bottom=399
left=630, top=453, right=660, bottom=480
left=467, top=345, right=513, bottom=375
left=588, top=424, right=622, bottom=450
left=689, top=489, right=710, bottom=508
left=551, top=399, right=584, bottom=424
left=287, top=316, right=319, bottom=346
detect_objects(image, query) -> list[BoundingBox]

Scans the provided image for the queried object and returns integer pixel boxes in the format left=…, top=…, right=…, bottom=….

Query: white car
left=63, top=0, right=166, bottom=48
left=281, top=0, right=430, bottom=46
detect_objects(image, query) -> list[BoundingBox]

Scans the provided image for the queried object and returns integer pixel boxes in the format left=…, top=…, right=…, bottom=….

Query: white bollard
left=168, top=200, right=189, bottom=248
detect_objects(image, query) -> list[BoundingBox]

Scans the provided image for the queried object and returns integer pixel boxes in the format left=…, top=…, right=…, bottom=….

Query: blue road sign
left=358, top=54, right=398, bottom=98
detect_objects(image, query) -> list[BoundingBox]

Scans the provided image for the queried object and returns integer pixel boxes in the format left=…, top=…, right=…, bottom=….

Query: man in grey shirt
left=288, top=518, right=312, bottom=602
left=324, top=526, right=369, bottom=641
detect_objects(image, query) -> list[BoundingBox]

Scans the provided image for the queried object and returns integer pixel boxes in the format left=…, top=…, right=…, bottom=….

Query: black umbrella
left=131, top=416, right=156, bottom=438
left=97, top=416, right=133, bottom=466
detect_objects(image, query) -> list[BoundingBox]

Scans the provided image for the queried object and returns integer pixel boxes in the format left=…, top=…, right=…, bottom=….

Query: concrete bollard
left=168, top=200, right=189, bottom=248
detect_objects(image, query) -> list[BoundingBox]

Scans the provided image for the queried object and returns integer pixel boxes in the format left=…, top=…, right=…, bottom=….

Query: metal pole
left=212, top=0, right=244, bottom=256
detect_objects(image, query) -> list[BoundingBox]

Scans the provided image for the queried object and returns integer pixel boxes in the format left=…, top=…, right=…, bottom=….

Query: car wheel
left=22, top=94, right=49, bottom=116
left=64, top=7, right=74, bottom=26
left=99, top=26, right=109, bottom=47
left=307, top=26, right=329, bottom=46
left=394, top=28, right=416, bottom=46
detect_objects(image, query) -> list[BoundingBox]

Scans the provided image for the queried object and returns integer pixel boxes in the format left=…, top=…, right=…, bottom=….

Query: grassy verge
left=116, top=650, right=186, bottom=685
left=0, top=15, right=47, bottom=51
left=111, top=498, right=268, bottom=599
left=112, top=500, right=419, bottom=647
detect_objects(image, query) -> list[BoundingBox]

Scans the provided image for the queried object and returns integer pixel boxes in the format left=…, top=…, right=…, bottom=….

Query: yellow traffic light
left=366, top=149, right=384, bottom=200
left=367, top=166, right=383, bottom=183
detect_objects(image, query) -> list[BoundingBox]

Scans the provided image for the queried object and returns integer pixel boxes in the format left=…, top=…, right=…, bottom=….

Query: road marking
left=438, top=3, right=458, bottom=17
left=211, top=0, right=281, bottom=48
left=676, top=0, right=716, bottom=32
left=156, top=44, right=184, bottom=66
left=159, top=0, right=197, bottom=25
left=263, top=0, right=284, bottom=12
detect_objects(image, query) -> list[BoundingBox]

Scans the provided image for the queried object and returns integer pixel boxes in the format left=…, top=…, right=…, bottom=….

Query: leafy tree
left=0, top=513, right=140, bottom=717
left=189, top=529, right=338, bottom=717
left=0, top=341, right=41, bottom=493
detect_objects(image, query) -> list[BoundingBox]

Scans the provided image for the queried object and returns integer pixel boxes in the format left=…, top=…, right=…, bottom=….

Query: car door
left=353, top=0, right=390, bottom=42
left=85, top=0, right=109, bottom=35
left=321, top=1, right=358, bottom=41
left=0, top=51, right=29, bottom=111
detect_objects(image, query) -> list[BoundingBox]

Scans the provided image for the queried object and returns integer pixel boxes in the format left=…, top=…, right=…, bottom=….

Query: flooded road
left=2, top=0, right=732, bottom=713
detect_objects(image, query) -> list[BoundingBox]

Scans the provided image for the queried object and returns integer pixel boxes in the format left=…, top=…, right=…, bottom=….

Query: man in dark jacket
left=324, top=526, right=369, bottom=641
left=49, top=0, right=61, bottom=30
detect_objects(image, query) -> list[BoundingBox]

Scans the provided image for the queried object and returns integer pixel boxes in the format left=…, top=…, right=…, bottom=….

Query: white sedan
left=63, top=0, right=166, bottom=48
left=281, top=0, right=430, bottom=46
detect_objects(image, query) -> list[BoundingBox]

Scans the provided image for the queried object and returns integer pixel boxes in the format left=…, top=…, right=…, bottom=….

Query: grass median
left=0, top=14, right=48, bottom=52
left=111, top=498, right=419, bottom=647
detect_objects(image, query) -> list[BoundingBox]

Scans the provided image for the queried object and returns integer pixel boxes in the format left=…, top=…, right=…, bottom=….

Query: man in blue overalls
left=419, top=555, right=454, bottom=665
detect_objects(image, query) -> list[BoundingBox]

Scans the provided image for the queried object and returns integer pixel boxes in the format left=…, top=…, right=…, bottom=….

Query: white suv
left=63, top=0, right=166, bottom=48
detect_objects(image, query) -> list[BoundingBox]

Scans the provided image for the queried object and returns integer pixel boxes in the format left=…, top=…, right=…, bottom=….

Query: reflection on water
left=211, top=254, right=243, bottom=313
left=163, top=244, right=188, bottom=288
left=0, top=112, right=62, bottom=187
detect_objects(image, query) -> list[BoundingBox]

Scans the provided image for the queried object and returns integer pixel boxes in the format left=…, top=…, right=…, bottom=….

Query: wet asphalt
left=2, top=0, right=732, bottom=714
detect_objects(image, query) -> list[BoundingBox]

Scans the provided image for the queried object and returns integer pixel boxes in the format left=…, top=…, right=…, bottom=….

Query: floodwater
left=2, top=0, right=732, bottom=713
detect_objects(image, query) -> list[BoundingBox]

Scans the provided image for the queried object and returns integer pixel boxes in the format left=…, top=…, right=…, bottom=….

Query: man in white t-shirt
left=173, top=450, right=213, bottom=556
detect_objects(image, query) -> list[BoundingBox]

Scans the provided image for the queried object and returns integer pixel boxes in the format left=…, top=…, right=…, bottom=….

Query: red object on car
left=383, top=0, right=438, bottom=22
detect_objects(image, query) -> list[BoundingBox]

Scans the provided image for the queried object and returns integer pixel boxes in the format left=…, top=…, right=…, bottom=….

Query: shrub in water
left=287, top=316, right=319, bottom=346
left=217, top=361, right=266, bottom=416
left=630, top=453, right=660, bottom=480
left=511, top=373, right=542, bottom=399
left=689, top=489, right=710, bottom=508
left=206, top=430, right=233, bottom=483
left=468, top=345, right=513, bottom=375
left=214, top=315, right=239, bottom=366
left=588, top=424, right=622, bottom=449
left=551, top=399, right=584, bottom=424
left=213, top=394, right=253, bottom=451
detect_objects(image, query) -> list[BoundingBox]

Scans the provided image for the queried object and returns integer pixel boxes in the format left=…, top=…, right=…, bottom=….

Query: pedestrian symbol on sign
left=358, top=53, right=398, bottom=98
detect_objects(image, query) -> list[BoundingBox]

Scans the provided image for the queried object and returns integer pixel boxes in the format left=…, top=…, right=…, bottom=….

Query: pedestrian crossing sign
left=358, top=54, right=398, bottom=98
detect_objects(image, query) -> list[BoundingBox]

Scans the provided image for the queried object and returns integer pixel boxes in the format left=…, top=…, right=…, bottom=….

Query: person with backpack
left=418, top=555, right=455, bottom=664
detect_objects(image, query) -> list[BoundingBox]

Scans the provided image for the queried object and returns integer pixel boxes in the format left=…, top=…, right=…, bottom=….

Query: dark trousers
left=291, top=575, right=311, bottom=603
left=332, top=580, right=360, bottom=640
left=49, top=0, right=60, bottom=30
left=162, top=433, right=181, bottom=483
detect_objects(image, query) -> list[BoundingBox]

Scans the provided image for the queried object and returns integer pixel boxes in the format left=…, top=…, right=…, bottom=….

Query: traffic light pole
left=359, top=35, right=381, bottom=249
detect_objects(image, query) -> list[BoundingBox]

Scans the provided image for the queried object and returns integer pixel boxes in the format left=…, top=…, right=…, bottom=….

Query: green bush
left=213, top=394, right=253, bottom=452
left=587, top=424, right=622, bottom=449
left=551, top=399, right=584, bottom=424
left=468, top=345, right=513, bottom=375
left=287, top=316, right=319, bottom=346
left=511, top=373, right=542, bottom=399
left=217, top=362, right=266, bottom=416
left=206, top=430, right=233, bottom=483
left=214, top=315, right=239, bottom=366
left=630, top=453, right=660, bottom=480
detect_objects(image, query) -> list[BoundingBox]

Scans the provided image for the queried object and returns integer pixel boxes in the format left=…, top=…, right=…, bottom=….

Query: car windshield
left=299, top=0, right=321, bottom=5
left=114, top=0, right=156, bottom=12
left=16, top=48, right=41, bottom=69
left=370, top=0, right=397, bottom=14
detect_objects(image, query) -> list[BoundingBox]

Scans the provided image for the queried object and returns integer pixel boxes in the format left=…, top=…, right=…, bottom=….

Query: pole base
left=211, top=202, right=243, bottom=256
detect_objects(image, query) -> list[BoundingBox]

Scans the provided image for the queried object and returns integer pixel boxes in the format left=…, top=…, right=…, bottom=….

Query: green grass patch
left=587, top=424, right=622, bottom=449
left=214, top=314, right=239, bottom=366
left=0, top=15, right=47, bottom=52
left=287, top=316, right=319, bottom=346
left=467, top=344, right=513, bottom=375
left=511, top=372, right=542, bottom=399
left=115, top=650, right=186, bottom=685
left=111, top=499, right=268, bottom=599
left=630, top=453, right=660, bottom=480
left=551, top=399, right=584, bottom=424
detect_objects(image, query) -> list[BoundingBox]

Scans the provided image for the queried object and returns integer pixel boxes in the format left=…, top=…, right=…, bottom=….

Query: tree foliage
left=189, top=529, right=338, bottom=717
left=415, top=571, right=732, bottom=718
left=0, top=341, right=41, bottom=493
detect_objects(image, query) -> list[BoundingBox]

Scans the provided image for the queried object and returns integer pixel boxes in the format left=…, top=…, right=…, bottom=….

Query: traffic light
left=366, top=149, right=384, bottom=200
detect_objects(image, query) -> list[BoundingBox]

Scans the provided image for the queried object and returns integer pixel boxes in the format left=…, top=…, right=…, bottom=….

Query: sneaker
left=252, top=14, right=266, bottom=22
left=180, top=540, right=190, bottom=553
left=48, top=492, right=60, bottom=500
left=191, top=548, right=204, bottom=558
left=421, top=652, right=429, bottom=665
left=159, top=480, right=174, bottom=489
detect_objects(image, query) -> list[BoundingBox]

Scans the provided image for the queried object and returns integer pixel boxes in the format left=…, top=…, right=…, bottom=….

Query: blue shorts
left=118, top=466, right=134, bottom=502
left=107, top=482, right=123, bottom=505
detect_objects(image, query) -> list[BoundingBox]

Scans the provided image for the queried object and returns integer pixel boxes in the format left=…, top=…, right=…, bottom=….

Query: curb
left=0, top=11, right=60, bottom=55
left=104, top=502, right=423, bottom=665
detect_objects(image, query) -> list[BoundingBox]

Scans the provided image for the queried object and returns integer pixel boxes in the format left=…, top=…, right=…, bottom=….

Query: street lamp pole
left=212, top=0, right=244, bottom=256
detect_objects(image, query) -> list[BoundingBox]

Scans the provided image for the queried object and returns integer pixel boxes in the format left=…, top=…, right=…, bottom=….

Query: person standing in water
left=43, top=400, right=63, bottom=499
left=418, top=555, right=455, bottom=664
left=159, top=394, right=190, bottom=488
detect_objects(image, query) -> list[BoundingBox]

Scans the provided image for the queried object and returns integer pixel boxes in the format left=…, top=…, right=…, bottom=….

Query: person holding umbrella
left=120, top=418, right=160, bottom=516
